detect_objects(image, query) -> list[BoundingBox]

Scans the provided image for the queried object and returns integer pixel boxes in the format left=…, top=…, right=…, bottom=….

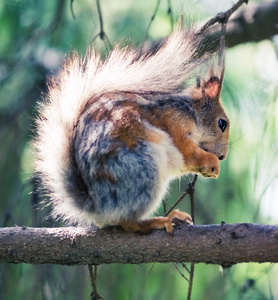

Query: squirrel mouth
left=200, top=145, right=226, bottom=161
left=199, top=144, right=209, bottom=153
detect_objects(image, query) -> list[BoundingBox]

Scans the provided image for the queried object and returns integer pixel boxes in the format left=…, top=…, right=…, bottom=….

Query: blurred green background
left=0, top=0, right=278, bottom=299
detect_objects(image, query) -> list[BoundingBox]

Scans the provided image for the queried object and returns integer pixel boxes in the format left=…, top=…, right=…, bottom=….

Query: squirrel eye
left=218, top=119, right=227, bottom=132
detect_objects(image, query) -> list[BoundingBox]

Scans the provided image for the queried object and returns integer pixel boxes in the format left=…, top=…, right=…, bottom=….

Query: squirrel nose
left=218, top=155, right=225, bottom=161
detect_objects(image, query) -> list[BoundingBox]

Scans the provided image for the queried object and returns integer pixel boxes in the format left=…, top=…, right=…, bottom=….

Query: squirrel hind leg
left=119, top=210, right=192, bottom=234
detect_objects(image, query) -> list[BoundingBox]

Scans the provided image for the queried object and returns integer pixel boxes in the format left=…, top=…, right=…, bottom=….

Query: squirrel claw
left=197, top=165, right=219, bottom=178
left=166, top=210, right=193, bottom=234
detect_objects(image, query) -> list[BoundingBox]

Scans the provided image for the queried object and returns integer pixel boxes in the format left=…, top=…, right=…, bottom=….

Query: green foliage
left=0, top=0, right=278, bottom=299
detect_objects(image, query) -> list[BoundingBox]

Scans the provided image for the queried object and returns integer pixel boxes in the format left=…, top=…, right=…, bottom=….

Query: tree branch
left=203, top=0, right=278, bottom=50
left=197, top=0, right=248, bottom=35
left=1, top=223, right=278, bottom=265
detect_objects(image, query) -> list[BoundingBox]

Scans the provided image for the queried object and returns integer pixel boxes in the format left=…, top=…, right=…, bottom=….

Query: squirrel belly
left=34, top=26, right=229, bottom=230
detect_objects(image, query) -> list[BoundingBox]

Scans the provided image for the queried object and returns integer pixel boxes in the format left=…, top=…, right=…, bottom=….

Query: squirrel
left=34, top=25, right=229, bottom=234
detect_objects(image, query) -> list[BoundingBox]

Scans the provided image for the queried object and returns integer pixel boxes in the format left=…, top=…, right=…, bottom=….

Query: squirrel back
left=34, top=26, right=229, bottom=230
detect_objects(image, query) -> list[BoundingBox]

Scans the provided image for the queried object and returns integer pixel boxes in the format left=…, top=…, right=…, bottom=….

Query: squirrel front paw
left=165, top=210, right=193, bottom=234
left=197, top=152, right=219, bottom=178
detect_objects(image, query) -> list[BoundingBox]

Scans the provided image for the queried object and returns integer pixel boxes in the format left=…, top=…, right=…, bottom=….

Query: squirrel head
left=190, top=74, right=229, bottom=161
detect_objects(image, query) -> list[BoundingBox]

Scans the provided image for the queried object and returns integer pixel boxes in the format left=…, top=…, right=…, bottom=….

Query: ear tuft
left=204, top=76, right=221, bottom=99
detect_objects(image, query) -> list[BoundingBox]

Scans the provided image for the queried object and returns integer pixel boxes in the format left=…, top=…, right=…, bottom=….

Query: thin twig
left=217, top=20, right=227, bottom=84
left=49, top=0, right=66, bottom=33
left=173, top=264, right=190, bottom=283
left=96, top=0, right=104, bottom=40
left=164, top=175, right=198, bottom=217
left=197, top=0, right=248, bottom=35
left=88, top=265, right=103, bottom=300
left=187, top=177, right=197, bottom=300
left=167, top=0, right=174, bottom=29
left=187, top=263, right=195, bottom=300
left=164, top=189, right=189, bottom=217
left=181, top=262, right=190, bottom=274
left=88, top=264, right=97, bottom=292
left=186, top=175, right=198, bottom=300
left=139, top=0, right=161, bottom=55
left=189, top=175, right=198, bottom=224
left=70, top=0, right=76, bottom=20
left=33, top=0, right=66, bottom=39
left=92, top=0, right=112, bottom=50
left=103, top=33, right=113, bottom=50
left=146, top=263, right=156, bottom=276
left=164, top=175, right=198, bottom=299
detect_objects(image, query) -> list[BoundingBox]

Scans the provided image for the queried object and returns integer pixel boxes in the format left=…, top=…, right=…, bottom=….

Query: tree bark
left=1, top=223, right=278, bottom=266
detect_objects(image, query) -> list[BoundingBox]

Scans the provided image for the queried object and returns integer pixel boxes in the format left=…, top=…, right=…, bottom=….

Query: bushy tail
left=85, top=26, right=207, bottom=95
left=34, top=26, right=210, bottom=224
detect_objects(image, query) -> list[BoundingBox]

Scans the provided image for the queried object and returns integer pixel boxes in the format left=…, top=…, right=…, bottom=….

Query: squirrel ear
left=203, top=76, right=222, bottom=99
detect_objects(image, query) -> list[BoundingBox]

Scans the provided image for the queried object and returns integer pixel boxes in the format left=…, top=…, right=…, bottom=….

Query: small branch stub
left=1, top=223, right=278, bottom=265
